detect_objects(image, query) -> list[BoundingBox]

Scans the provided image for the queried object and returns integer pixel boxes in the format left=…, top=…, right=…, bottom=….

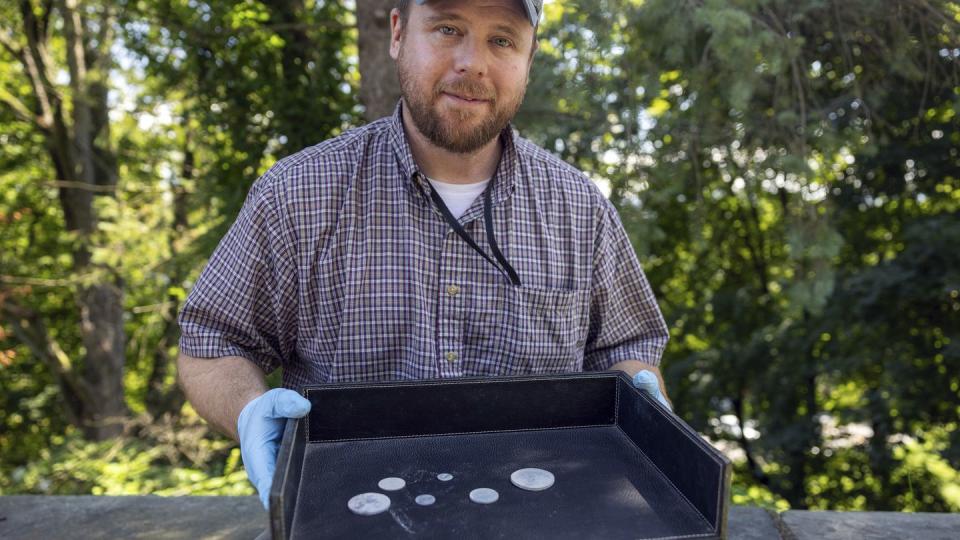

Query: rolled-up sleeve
left=177, top=170, right=298, bottom=374
left=583, top=199, right=669, bottom=371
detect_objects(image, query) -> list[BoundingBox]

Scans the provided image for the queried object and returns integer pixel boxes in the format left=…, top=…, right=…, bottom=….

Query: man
left=177, top=0, right=671, bottom=509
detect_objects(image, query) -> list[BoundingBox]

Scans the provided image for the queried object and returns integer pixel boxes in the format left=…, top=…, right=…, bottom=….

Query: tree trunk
left=357, top=0, right=400, bottom=122
left=78, top=281, right=127, bottom=438
left=62, top=0, right=127, bottom=439
left=0, top=0, right=129, bottom=440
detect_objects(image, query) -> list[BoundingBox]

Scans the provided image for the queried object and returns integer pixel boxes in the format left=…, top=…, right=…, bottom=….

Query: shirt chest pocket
left=501, top=286, right=589, bottom=373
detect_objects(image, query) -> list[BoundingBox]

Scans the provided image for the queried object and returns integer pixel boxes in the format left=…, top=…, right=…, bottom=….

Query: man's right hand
left=237, top=388, right=312, bottom=509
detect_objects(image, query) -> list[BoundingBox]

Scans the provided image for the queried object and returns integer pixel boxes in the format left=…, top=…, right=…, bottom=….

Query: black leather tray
left=269, top=372, right=731, bottom=539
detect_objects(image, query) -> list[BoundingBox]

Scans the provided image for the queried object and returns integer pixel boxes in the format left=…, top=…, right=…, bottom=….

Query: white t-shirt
left=426, top=177, right=491, bottom=219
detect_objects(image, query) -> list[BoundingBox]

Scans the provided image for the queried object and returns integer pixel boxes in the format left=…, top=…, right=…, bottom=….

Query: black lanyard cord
left=423, top=174, right=522, bottom=287
left=483, top=184, right=521, bottom=286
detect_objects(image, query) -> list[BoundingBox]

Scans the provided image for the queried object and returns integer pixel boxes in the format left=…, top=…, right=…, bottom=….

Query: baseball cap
left=413, top=0, right=542, bottom=27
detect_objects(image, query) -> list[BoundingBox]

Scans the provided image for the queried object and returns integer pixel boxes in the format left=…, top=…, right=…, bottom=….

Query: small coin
left=347, top=492, right=391, bottom=516
left=377, top=477, right=406, bottom=491
left=414, top=494, right=436, bottom=506
left=510, top=468, right=555, bottom=491
left=469, top=488, right=499, bottom=504
left=437, top=473, right=454, bottom=481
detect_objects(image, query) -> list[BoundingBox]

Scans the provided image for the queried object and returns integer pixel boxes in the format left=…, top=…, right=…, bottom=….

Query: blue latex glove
left=237, top=388, right=312, bottom=509
left=632, top=370, right=672, bottom=411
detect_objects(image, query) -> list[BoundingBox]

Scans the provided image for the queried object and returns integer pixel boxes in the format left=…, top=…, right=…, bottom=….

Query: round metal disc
left=347, top=493, right=391, bottom=516
left=437, top=473, right=454, bottom=481
left=469, top=488, right=499, bottom=504
left=510, top=468, right=555, bottom=491
left=377, top=477, right=406, bottom=491
left=414, top=494, right=436, bottom=506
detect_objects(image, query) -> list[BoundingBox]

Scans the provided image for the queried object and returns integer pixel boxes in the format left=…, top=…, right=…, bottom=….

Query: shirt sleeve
left=583, top=198, right=669, bottom=371
left=177, top=170, right=298, bottom=374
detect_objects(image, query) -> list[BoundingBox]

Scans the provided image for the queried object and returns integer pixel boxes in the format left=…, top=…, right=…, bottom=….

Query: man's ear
left=389, top=8, right=403, bottom=60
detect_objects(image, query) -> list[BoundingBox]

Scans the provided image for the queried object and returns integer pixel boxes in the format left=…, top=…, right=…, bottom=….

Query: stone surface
left=781, top=510, right=960, bottom=540
left=2, top=496, right=957, bottom=539
left=727, top=506, right=783, bottom=540
left=0, top=496, right=266, bottom=540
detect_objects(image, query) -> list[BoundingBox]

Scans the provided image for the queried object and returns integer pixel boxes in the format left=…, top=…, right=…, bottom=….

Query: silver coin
left=347, top=492, right=391, bottom=516
left=414, top=494, right=436, bottom=506
left=437, top=473, right=454, bottom=481
left=469, top=488, right=499, bottom=504
left=377, top=477, right=406, bottom=491
left=510, top=468, right=555, bottom=491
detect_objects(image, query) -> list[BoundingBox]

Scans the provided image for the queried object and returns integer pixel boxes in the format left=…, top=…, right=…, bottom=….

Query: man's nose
left=452, top=37, right=488, bottom=78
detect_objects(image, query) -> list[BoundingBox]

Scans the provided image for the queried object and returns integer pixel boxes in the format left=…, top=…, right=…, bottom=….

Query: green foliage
left=0, top=415, right=251, bottom=497
left=2, top=0, right=355, bottom=497
left=521, top=0, right=959, bottom=511
left=119, top=0, right=360, bottom=230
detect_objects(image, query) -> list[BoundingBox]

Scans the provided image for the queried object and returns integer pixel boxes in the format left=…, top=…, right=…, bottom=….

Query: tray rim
left=303, top=371, right=622, bottom=443
left=615, top=374, right=732, bottom=539
left=270, top=415, right=302, bottom=540
left=272, top=371, right=732, bottom=539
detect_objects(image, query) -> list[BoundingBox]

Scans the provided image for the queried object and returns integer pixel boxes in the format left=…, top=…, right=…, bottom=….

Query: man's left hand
left=609, top=361, right=673, bottom=411
left=632, top=370, right=672, bottom=410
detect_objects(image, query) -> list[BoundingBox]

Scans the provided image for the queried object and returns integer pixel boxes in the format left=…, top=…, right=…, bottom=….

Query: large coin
left=347, top=493, right=391, bottom=516
left=377, top=477, right=406, bottom=491
left=469, top=488, right=499, bottom=504
left=510, top=468, right=555, bottom=491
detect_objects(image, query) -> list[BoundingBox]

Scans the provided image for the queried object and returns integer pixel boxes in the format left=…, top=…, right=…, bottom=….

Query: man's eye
left=439, top=26, right=457, bottom=35
left=492, top=37, right=513, bottom=48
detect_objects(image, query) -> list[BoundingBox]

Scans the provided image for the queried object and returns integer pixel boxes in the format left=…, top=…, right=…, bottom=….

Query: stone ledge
left=0, top=496, right=265, bottom=539
left=779, top=510, right=960, bottom=540
left=0, top=496, right=957, bottom=539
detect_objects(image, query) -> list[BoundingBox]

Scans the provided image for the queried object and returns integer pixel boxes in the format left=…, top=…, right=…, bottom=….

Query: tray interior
left=273, top=373, right=729, bottom=539
left=291, top=426, right=714, bottom=539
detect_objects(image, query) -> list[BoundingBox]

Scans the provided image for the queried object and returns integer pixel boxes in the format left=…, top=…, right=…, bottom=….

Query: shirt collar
left=388, top=100, right=519, bottom=207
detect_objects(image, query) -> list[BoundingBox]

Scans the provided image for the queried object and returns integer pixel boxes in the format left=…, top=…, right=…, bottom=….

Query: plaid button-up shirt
left=178, top=103, right=669, bottom=389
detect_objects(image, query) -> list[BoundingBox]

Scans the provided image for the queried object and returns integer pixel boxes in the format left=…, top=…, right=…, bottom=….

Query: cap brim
left=413, top=0, right=539, bottom=27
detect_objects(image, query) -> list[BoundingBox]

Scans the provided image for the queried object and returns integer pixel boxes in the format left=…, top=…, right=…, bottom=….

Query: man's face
left=390, top=0, right=536, bottom=154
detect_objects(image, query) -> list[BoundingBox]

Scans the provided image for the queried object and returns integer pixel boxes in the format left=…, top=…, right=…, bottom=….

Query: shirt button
left=446, top=284, right=460, bottom=296
left=445, top=351, right=459, bottom=362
